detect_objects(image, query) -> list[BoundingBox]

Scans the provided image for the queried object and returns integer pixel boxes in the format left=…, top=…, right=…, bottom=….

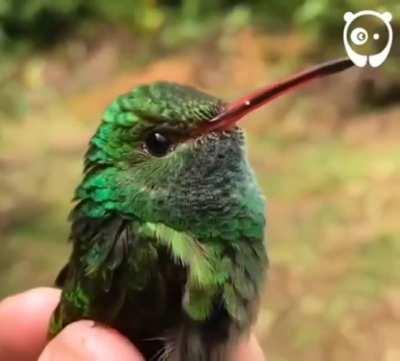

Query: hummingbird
left=50, top=59, right=353, bottom=361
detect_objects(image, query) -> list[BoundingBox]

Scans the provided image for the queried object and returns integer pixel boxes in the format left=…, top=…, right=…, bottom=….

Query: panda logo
left=343, top=10, right=393, bottom=67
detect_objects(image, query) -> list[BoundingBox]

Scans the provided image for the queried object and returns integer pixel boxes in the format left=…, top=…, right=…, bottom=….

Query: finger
left=38, top=320, right=145, bottom=361
left=230, top=334, right=265, bottom=361
left=0, top=287, right=61, bottom=361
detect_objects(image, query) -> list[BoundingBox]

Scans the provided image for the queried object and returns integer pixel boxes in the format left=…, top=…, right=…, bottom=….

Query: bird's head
left=75, top=59, right=353, bottom=241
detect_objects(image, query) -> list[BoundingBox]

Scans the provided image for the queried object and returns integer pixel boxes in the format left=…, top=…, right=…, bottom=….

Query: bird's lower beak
left=195, top=58, right=354, bottom=135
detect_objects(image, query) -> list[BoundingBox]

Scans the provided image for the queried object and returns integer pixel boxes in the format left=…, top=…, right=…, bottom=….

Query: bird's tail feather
left=169, top=321, right=229, bottom=361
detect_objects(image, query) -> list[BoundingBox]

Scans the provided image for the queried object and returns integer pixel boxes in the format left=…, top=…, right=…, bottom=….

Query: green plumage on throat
left=50, top=59, right=354, bottom=361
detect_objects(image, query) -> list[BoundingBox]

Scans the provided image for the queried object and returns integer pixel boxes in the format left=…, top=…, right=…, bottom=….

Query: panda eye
left=144, top=132, right=173, bottom=157
left=351, top=27, right=369, bottom=45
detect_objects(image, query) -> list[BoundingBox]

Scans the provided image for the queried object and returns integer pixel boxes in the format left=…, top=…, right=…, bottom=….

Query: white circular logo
left=343, top=10, right=393, bottom=68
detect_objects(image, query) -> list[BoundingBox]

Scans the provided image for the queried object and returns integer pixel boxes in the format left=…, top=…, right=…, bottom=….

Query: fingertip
left=0, top=287, right=60, bottom=310
left=39, top=320, right=145, bottom=361
left=0, top=287, right=61, bottom=361
left=0, top=287, right=61, bottom=325
left=231, top=334, right=265, bottom=361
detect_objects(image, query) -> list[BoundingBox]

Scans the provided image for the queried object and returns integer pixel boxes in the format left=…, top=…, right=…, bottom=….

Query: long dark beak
left=196, top=58, right=354, bottom=134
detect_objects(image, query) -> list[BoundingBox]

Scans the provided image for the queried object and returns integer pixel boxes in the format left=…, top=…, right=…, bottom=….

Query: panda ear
left=344, top=12, right=354, bottom=22
left=382, top=12, right=392, bottom=22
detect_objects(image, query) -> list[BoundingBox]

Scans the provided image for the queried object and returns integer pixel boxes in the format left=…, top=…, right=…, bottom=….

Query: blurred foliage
left=1, top=0, right=398, bottom=50
left=296, top=0, right=400, bottom=38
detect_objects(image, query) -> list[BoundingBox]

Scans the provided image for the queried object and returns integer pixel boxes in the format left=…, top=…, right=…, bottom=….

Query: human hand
left=0, top=288, right=265, bottom=361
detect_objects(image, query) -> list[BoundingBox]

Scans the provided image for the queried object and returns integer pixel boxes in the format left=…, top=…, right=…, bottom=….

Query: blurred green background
left=0, top=1, right=399, bottom=360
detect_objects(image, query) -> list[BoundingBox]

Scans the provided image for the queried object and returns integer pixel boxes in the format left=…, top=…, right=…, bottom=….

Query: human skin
left=0, top=288, right=265, bottom=361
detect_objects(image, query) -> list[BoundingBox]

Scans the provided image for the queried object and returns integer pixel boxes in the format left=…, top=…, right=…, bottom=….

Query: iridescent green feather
left=50, top=81, right=267, bottom=361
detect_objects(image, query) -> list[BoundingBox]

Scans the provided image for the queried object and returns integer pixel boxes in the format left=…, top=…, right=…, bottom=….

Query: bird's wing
left=49, top=215, right=137, bottom=336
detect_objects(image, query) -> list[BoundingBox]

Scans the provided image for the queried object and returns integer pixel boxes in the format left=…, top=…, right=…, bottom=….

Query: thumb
left=38, top=320, right=144, bottom=361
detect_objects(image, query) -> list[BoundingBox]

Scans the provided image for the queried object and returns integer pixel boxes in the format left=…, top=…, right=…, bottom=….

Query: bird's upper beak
left=195, top=58, right=354, bottom=135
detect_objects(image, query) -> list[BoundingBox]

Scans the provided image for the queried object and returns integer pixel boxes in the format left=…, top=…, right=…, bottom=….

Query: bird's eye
left=144, top=132, right=172, bottom=157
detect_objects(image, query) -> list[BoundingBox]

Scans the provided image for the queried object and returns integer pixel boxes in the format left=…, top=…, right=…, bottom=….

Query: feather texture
left=50, top=82, right=267, bottom=361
